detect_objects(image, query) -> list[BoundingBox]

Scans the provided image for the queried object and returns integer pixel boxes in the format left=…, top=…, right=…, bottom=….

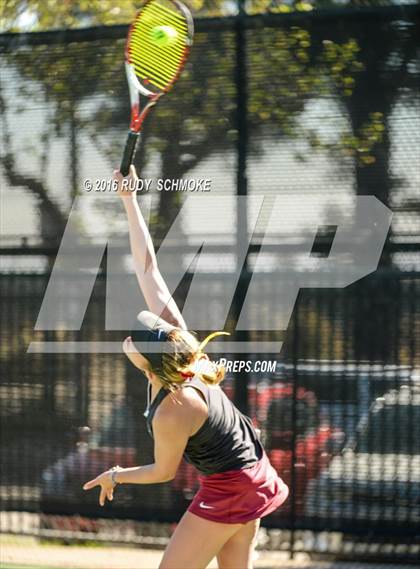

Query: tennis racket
left=120, top=0, right=194, bottom=176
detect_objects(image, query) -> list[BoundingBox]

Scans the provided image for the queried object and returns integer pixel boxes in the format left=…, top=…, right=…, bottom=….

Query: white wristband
left=110, top=466, right=121, bottom=487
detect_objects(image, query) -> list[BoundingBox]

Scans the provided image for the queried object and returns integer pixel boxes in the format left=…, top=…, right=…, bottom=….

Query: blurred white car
left=304, top=384, right=420, bottom=527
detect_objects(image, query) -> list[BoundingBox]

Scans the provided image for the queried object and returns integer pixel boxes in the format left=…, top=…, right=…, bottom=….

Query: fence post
left=233, top=0, right=250, bottom=414
left=290, top=289, right=299, bottom=558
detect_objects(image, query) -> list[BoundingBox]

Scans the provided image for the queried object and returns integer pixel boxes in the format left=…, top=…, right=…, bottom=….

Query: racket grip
left=120, top=131, right=140, bottom=176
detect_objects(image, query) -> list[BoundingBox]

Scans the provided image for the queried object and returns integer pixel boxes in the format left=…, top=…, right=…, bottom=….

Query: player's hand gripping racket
left=120, top=0, right=194, bottom=176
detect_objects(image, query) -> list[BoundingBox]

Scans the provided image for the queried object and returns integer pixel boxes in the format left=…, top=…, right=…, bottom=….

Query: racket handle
left=120, top=131, right=140, bottom=176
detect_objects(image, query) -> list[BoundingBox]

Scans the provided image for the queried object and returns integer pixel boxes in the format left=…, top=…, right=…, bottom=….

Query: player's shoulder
left=177, top=382, right=209, bottom=407
left=153, top=393, right=189, bottom=432
left=155, top=385, right=199, bottom=419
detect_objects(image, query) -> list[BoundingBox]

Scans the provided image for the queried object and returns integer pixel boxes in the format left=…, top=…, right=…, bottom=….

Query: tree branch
left=0, top=88, right=67, bottom=237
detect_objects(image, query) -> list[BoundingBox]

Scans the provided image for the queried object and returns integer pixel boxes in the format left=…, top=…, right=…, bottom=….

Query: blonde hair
left=146, top=329, right=229, bottom=391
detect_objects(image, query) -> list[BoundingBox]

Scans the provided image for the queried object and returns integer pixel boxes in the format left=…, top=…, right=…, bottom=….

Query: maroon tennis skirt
left=188, top=451, right=289, bottom=524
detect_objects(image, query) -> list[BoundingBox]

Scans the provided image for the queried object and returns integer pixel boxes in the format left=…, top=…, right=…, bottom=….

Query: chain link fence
left=1, top=4, right=419, bottom=562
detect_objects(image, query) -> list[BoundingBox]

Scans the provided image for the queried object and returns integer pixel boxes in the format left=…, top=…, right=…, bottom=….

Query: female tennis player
left=83, top=166, right=289, bottom=569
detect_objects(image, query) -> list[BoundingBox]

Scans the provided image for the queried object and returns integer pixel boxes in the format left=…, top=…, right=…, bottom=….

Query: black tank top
left=144, top=376, right=263, bottom=475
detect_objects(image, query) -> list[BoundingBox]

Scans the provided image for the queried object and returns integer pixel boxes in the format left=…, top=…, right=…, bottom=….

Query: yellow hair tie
left=197, top=331, right=230, bottom=353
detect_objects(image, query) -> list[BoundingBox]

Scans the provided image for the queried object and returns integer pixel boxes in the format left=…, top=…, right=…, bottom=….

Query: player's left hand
left=83, top=469, right=117, bottom=506
left=114, top=164, right=139, bottom=200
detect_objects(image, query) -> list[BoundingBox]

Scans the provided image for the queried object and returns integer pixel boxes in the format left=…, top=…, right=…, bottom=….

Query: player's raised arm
left=115, top=165, right=187, bottom=329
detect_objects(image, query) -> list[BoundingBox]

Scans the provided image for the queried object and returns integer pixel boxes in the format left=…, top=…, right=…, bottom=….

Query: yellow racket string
left=150, top=0, right=187, bottom=23
left=131, top=24, right=185, bottom=54
left=130, top=38, right=183, bottom=73
left=133, top=10, right=187, bottom=47
left=148, top=2, right=187, bottom=29
left=131, top=55, right=175, bottom=82
left=132, top=66, right=169, bottom=89
left=130, top=37, right=185, bottom=88
left=129, top=0, right=190, bottom=91
left=131, top=52, right=180, bottom=81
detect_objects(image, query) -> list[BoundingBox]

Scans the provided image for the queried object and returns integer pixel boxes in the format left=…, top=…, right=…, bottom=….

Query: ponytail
left=193, top=331, right=229, bottom=385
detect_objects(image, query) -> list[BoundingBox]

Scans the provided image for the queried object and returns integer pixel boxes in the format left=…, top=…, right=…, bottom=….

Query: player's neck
left=149, top=376, right=162, bottom=394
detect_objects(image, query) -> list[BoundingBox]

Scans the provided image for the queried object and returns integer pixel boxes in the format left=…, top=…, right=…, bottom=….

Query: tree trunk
left=156, top=137, right=185, bottom=242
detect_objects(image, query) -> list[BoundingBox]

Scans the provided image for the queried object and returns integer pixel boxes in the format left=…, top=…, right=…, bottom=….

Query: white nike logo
left=199, top=501, right=215, bottom=510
